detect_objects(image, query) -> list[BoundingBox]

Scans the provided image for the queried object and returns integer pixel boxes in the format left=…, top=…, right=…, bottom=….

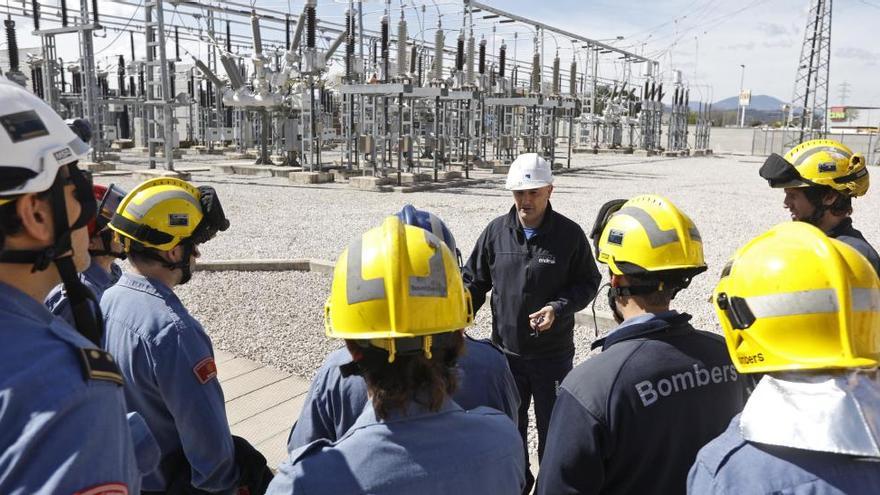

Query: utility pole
left=738, top=64, right=746, bottom=127
left=837, top=81, right=850, bottom=105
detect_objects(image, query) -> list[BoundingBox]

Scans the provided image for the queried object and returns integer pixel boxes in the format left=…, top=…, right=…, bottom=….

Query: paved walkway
left=215, top=349, right=310, bottom=469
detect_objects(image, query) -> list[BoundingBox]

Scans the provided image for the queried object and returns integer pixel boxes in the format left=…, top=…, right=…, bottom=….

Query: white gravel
left=100, top=152, right=880, bottom=462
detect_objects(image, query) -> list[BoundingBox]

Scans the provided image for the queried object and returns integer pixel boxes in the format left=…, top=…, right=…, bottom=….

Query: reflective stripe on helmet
left=408, top=231, right=448, bottom=297
left=614, top=206, right=679, bottom=248
left=126, top=189, right=201, bottom=220
left=792, top=145, right=851, bottom=166
left=744, top=287, right=880, bottom=319
left=346, top=237, right=387, bottom=304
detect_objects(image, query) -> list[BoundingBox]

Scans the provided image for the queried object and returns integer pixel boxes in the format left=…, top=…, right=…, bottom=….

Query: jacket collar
left=504, top=202, right=557, bottom=234
left=0, top=280, right=56, bottom=326
left=116, top=272, right=177, bottom=301
left=591, top=311, right=691, bottom=351
left=82, top=259, right=117, bottom=292
left=826, top=217, right=858, bottom=238
left=348, top=397, right=463, bottom=431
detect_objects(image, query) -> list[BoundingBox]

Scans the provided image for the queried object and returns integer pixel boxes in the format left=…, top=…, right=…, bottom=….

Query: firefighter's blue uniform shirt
left=270, top=399, right=525, bottom=495
left=102, top=272, right=238, bottom=492
left=536, top=312, right=748, bottom=495
left=688, top=414, right=880, bottom=494
left=288, top=334, right=520, bottom=449
left=828, top=217, right=880, bottom=278
left=45, top=259, right=122, bottom=326
left=0, top=281, right=141, bottom=493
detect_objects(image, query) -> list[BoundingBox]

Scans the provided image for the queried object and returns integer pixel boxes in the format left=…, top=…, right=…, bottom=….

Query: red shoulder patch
left=75, top=483, right=129, bottom=495
left=193, top=357, right=218, bottom=384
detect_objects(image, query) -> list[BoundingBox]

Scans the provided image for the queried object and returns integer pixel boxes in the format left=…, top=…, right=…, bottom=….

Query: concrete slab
left=439, top=171, right=462, bottom=181
left=175, top=166, right=211, bottom=173
left=230, top=396, right=307, bottom=450
left=290, top=172, right=334, bottom=184
left=398, top=172, right=431, bottom=185
left=492, top=165, right=510, bottom=174
left=81, top=162, right=116, bottom=172
left=632, top=149, right=658, bottom=157
left=132, top=169, right=191, bottom=181
left=111, top=139, right=135, bottom=150
left=94, top=170, right=133, bottom=177
left=350, top=176, right=392, bottom=191
left=270, top=166, right=302, bottom=178
left=217, top=357, right=264, bottom=382
left=225, top=376, right=308, bottom=426
left=194, top=259, right=312, bottom=272
left=222, top=366, right=292, bottom=402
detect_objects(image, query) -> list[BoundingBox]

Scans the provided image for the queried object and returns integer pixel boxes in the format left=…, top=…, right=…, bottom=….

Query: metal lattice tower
left=144, top=0, right=175, bottom=170
left=787, top=0, right=832, bottom=148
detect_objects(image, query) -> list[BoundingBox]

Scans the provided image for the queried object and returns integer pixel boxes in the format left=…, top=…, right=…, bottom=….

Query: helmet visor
left=759, top=153, right=809, bottom=188
left=97, top=184, right=127, bottom=231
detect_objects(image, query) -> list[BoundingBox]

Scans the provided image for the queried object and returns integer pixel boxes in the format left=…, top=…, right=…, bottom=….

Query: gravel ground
left=101, top=152, right=880, bottom=461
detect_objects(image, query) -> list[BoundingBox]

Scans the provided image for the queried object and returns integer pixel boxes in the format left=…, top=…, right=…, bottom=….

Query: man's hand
left=529, top=306, right=556, bottom=333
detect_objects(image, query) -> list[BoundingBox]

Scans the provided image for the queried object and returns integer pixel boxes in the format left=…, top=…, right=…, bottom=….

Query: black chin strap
left=131, top=240, right=195, bottom=285
left=88, top=229, right=126, bottom=260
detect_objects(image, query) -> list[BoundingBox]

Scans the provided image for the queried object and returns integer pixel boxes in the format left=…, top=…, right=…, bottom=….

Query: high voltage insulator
left=305, top=0, right=316, bottom=49
left=569, top=60, right=577, bottom=96
left=251, top=12, right=262, bottom=56
left=409, top=44, right=416, bottom=74
left=380, top=15, right=389, bottom=55
left=345, top=9, right=355, bottom=80
left=465, top=34, right=475, bottom=85
left=59, top=58, right=66, bottom=92
left=60, top=0, right=68, bottom=27
left=32, top=66, right=43, bottom=98
left=286, top=14, right=291, bottom=48
left=552, top=54, right=560, bottom=95
left=175, top=26, right=180, bottom=61
left=226, top=20, right=231, bottom=52
left=417, top=47, right=424, bottom=86
left=117, top=55, right=125, bottom=97
left=478, top=39, right=486, bottom=75
left=498, top=42, right=506, bottom=78
left=433, top=27, right=444, bottom=80
left=91, top=0, right=99, bottom=25
left=4, top=18, right=19, bottom=73
left=31, top=0, right=39, bottom=30
left=455, top=34, right=464, bottom=71
left=397, top=17, right=407, bottom=77
left=530, top=52, right=540, bottom=93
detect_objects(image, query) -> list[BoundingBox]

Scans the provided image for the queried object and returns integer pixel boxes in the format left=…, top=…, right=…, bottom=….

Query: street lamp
left=738, top=64, right=746, bottom=127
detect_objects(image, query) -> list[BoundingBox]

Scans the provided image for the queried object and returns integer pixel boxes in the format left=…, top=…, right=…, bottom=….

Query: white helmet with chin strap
left=0, top=79, right=102, bottom=345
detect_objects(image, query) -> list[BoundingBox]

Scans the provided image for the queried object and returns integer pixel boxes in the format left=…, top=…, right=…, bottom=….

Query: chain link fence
left=751, top=128, right=880, bottom=166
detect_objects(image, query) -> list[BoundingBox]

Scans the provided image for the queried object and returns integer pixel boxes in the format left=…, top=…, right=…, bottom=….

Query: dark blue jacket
left=828, top=217, right=880, bottom=278
left=689, top=414, right=880, bottom=494
left=462, top=204, right=601, bottom=358
left=537, top=312, right=748, bottom=495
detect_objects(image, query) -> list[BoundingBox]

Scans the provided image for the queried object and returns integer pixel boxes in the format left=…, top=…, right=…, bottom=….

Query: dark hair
left=352, top=332, right=464, bottom=420
left=625, top=270, right=695, bottom=305
left=804, top=186, right=852, bottom=217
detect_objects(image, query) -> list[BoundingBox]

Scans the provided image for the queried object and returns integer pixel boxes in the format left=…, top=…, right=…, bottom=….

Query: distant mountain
left=689, top=94, right=787, bottom=112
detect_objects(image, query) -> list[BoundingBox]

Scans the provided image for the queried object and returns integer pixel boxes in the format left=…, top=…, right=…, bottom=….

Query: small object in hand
left=530, top=315, right=545, bottom=337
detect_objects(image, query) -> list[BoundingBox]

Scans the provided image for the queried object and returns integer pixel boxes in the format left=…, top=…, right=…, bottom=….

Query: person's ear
left=822, top=190, right=837, bottom=206
left=164, top=244, right=183, bottom=264
left=610, top=274, right=622, bottom=288
left=16, top=194, right=54, bottom=243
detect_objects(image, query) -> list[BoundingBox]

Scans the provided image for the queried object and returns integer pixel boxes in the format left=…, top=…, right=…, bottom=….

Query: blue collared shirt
left=270, top=399, right=525, bottom=495
left=288, top=335, right=520, bottom=450
left=102, top=272, right=238, bottom=493
left=45, top=259, right=122, bottom=327
left=0, top=281, right=141, bottom=494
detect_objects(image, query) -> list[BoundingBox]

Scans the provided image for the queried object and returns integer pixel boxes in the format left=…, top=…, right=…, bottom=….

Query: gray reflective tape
left=853, top=288, right=880, bottom=312
left=615, top=207, right=679, bottom=248
left=126, top=189, right=201, bottom=220
left=429, top=214, right=444, bottom=240
left=793, top=146, right=851, bottom=166
left=689, top=227, right=702, bottom=242
left=746, top=289, right=839, bottom=318
left=346, top=237, right=387, bottom=304
left=409, top=231, right=448, bottom=297
left=67, top=137, right=90, bottom=157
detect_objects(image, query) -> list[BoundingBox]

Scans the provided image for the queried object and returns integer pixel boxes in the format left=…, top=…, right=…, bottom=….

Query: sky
left=3, top=0, right=879, bottom=107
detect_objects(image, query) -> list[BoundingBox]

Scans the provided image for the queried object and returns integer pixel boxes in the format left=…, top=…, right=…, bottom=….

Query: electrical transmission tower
left=837, top=81, right=850, bottom=105
left=787, top=0, right=832, bottom=148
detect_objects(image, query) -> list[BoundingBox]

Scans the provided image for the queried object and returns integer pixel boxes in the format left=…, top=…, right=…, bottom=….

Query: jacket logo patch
left=818, top=162, right=836, bottom=172
left=193, top=357, right=218, bottom=384
left=169, top=213, right=189, bottom=226
left=538, top=255, right=556, bottom=264
left=75, top=483, right=129, bottom=495
left=607, top=229, right=625, bottom=245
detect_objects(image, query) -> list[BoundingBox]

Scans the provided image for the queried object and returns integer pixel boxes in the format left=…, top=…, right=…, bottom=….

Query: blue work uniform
left=688, top=414, right=880, bottom=494
left=0, top=281, right=141, bottom=494
left=827, top=217, right=880, bottom=278
left=288, top=334, right=520, bottom=449
left=45, top=259, right=122, bottom=327
left=269, top=399, right=525, bottom=495
left=101, top=272, right=239, bottom=493
left=536, top=312, right=748, bottom=495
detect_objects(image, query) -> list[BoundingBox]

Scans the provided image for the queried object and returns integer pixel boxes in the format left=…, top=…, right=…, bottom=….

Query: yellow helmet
left=590, top=194, right=706, bottom=279
left=324, top=216, right=473, bottom=362
left=760, top=139, right=869, bottom=197
left=109, top=177, right=229, bottom=252
left=714, top=222, right=880, bottom=374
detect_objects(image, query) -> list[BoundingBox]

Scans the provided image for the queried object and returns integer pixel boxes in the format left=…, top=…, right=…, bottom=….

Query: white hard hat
left=505, top=153, right=553, bottom=191
left=0, top=79, right=90, bottom=203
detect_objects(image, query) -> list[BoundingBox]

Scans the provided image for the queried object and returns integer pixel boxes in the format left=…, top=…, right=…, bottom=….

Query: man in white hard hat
left=463, top=153, right=601, bottom=493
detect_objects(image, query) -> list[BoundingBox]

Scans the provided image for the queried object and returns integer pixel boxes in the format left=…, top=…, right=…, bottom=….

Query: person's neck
left=94, top=255, right=116, bottom=274
left=617, top=300, right=670, bottom=321
left=130, top=261, right=178, bottom=289
left=519, top=213, right=546, bottom=230
left=0, top=263, right=60, bottom=303
left=817, top=213, right=846, bottom=234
